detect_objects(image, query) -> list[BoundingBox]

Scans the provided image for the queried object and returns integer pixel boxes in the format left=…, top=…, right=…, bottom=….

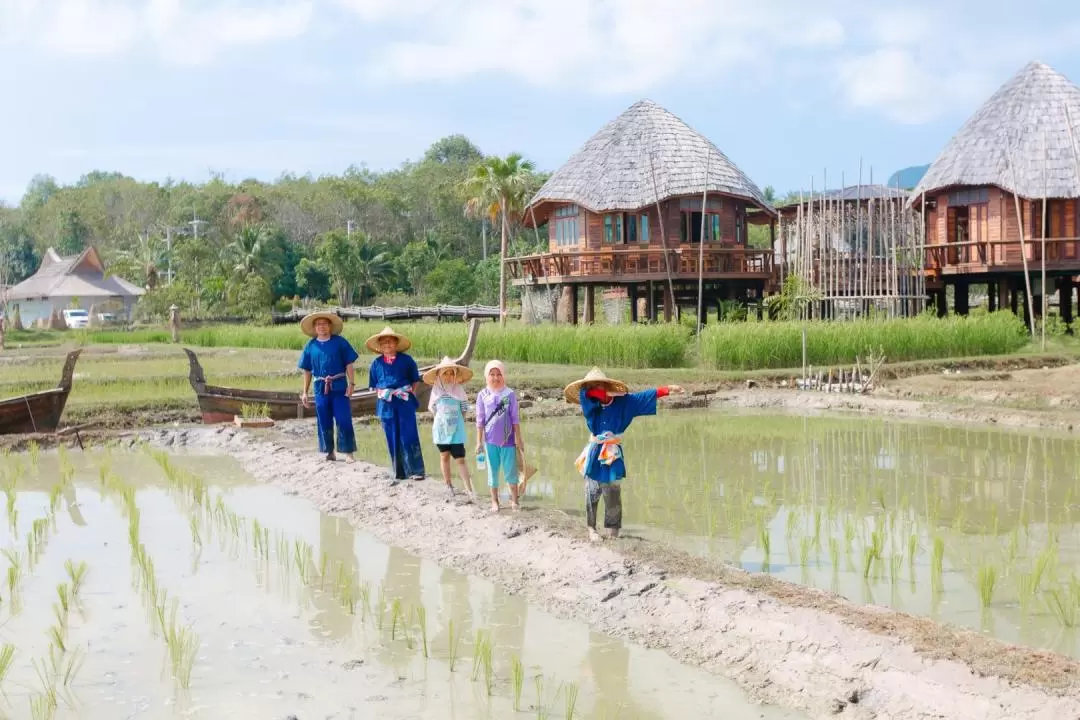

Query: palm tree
left=463, top=153, right=537, bottom=324
left=353, top=239, right=395, bottom=305
left=228, top=225, right=269, bottom=276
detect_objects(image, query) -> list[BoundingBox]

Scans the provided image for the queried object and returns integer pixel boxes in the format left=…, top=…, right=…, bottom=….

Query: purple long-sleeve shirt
left=475, top=387, right=519, bottom=447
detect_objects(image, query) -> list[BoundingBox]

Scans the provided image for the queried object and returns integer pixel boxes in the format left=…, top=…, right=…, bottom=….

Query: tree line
left=0, top=135, right=547, bottom=320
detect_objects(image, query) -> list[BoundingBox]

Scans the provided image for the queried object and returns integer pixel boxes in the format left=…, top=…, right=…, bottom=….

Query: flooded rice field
left=0, top=443, right=800, bottom=719
left=355, top=411, right=1080, bottom=660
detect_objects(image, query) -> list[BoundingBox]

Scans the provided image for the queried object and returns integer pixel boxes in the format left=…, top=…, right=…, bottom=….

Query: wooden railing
left=507, top=246, right=773, bottom=283
left=926, top=237, right=1080, bottom=272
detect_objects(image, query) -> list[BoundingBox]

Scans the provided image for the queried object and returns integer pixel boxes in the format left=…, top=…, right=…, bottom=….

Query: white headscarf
left=428, top=372, right=468, bottom=412
left=483, top=359, right=512, bottom=400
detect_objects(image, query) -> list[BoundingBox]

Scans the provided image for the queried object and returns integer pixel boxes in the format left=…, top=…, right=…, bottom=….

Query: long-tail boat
left=0, top=349, right=82, bottom=434
left=184, top=319, right=481, bottom=424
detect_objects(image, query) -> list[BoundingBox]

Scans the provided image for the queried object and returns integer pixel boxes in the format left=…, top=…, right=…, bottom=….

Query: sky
left=2, top=0, right=1080, bottom=206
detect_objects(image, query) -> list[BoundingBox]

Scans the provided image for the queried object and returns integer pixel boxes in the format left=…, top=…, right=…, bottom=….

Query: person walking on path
left=475, top=360, right=524, bottom=513
left=298, top=311, right=359, bottom=463
left=367, top=326, right=426, bottom=484
left=564, top=367, right=683, bottom=542
left=423, top=356, right=475, bottom=498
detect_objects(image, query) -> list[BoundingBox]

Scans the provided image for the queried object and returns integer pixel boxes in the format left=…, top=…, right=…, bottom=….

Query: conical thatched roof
left=528, top=100, right=775, bottom=216
left=912, top=62, right=1080, bottom=202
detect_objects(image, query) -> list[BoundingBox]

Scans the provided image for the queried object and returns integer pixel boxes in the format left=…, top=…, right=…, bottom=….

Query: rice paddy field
left=0, top=444, right=801, bottom=720
left=354, top=411, right=1080, bottom=660
left=5, top=310, right=1051, bottom=372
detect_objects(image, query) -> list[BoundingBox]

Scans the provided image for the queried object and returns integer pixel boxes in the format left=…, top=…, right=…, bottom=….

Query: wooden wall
left=543, top=194, right=752, bottom=252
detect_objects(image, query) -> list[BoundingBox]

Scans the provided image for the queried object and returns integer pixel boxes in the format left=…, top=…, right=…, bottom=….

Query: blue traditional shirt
left=577, top=388, right=658, bottom=483
left=298, top=335, right=359, bottom=394
left=368, top=353, right=421, bottom=419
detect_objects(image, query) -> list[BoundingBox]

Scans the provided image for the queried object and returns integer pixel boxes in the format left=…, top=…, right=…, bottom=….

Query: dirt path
left=134, top=425, right=1080, bottom=720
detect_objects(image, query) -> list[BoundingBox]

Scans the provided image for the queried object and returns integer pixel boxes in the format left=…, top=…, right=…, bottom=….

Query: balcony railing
left=926, top=237, right=1080, bottom=272
left=507, top=246, right=774, bottom=283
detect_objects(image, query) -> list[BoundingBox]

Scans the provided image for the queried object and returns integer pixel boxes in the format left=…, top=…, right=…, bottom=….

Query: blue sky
left=2, top=0, right=1080, bottom=205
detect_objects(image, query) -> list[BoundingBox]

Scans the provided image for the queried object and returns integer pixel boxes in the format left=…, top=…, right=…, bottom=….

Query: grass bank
left=85, top=321, right=693, bottom=369
left=700, top=312, right=1031, bottom=370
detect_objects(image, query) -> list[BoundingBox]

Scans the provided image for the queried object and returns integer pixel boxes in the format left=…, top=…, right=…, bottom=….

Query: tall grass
left=700, top=312, right=1029, bottom=370
left=88, top=321, right=692, bottom=369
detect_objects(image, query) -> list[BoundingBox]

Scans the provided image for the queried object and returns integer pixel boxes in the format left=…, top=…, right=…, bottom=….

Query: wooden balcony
left=926, top=237, right=1080, bottom=276
left=507, top=246, right=774, bottom=286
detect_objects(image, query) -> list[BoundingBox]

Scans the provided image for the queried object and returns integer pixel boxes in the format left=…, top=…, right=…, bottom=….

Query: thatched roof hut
left=911, top=61, right=1080, bottom=203
left=526, top=99, right=776, bottom=220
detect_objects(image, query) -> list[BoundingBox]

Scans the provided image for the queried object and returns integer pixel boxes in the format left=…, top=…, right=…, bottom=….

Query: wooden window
left=554, top=205, right=579, bottom=247
left=603, top=214, right=624, bottom=244
left=947, top=188, right=989, bottom=206
left=681, top=212, right=723, bottom=243
left=735, top=211, right=743, bottom=245
left=625, top=213, right=649, bottom=243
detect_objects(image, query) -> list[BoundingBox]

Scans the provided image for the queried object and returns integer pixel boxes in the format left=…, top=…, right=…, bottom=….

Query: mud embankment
left=126, top=425, right=1080, bottom=720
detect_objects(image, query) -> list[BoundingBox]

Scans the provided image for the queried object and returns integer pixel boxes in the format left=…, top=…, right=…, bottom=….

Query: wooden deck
left=926, top=237, right=1080, bottom=277
left=507, top=247, right=774, bottom=287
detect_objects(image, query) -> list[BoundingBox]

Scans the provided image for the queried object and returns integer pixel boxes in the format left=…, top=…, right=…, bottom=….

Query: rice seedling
left=471, top=629, right=488, bottom=681
left=930, top=536, right=945, bottom=594
left=31, top=657, right=58, bottom=712
left=534, top=674, right=546, bottom=719
left=29, top=693, right=56, bottom=720
left=0, top=643, right=15, bottom=691
left=511, top=655, right=525, bottom=711
left=977, top=564, right=998, bottom=608
left=189, top=514, right=202, bottom=547
left=28, top=441, right=40, bottom=467
left=390, top=598, right=404, bottom=641
left=414, top=606, right=428, bottom=658
left=448, top=619, right=463, bottom=671
left=564, top=681, right=580, bottom=720
left=56, top=583, right=71, bottom=614
left=1046, top=587, right=1078, bottom=628
left=240, top=402, right=271, bottom=420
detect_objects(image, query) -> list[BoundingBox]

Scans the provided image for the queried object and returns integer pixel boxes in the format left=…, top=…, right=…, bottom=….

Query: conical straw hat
left=562, top=367, right=629, bottom=404
left=299, top=311, right=344, bottom=337
left=365, top=325, right=412, bottom=353
left=422, top=356, right=474, bottom=385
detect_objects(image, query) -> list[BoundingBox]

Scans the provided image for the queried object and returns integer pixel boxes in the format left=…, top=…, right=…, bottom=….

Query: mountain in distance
left=887, top=164, right=929, bottom=190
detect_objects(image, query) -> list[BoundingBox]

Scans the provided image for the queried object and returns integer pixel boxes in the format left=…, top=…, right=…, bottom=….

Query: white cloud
left=344, top=0, right=845, bottom=93
left=836, top=6, right=1080, bottom=123
left=3, top=0, right=313, bottom=61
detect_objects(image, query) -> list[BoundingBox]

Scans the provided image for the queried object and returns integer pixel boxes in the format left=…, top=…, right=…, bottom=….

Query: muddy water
left=353, top=410, right=1080, bottom=659
left=0, top=448, right=801, bottom=719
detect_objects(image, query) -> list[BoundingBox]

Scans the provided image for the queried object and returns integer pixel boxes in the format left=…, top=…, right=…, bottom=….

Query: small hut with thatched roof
left=508, top=100, right=777, bottom=324
left=910, top=61, right=1080, bottom=324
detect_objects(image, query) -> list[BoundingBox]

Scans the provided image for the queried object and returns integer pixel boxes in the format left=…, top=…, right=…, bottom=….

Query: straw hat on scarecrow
left=365, top=325, right=412, bottom=353
left=422, top=356, right=474, bottom=385
left=300, top=310, right=344, bottom=337
left=563, top=367, right=629, bottom=404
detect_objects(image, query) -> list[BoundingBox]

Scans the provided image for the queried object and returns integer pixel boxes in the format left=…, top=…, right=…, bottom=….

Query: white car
left=62, top=308, right=90, bottom=329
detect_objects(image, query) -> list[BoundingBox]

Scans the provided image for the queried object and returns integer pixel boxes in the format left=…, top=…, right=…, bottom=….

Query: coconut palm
left=463, top=153, right=537, bottom=324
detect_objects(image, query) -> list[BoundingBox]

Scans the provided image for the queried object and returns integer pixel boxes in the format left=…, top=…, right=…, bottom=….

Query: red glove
left=656, top=386, right=670, bottom=398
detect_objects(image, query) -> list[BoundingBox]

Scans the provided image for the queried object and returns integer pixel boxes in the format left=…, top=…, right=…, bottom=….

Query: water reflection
left=353, top=411, right=1080, bottom=659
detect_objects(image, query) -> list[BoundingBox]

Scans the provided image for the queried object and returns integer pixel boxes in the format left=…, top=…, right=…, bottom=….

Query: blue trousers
left=381, top=405, right=425, bottom=479
left=315, top=389, right=356, bottom=455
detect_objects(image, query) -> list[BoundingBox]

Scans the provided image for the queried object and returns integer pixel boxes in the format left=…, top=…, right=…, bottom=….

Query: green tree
left=353, top=237, right=395, bottom=305
left=316, top=230, right=359, bottom=306
left=231, top=274, right=273, bottom=320
left=463, top=153, right=537, bottom=323
left=294, top=258, right=331, bottom=301
left=425, top=259, right=479, bottom=304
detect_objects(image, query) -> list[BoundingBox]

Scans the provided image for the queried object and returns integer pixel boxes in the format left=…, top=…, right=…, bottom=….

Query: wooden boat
left=0, top=349, right=82, bottom=435
left=184, top=319, right=481, bottom=424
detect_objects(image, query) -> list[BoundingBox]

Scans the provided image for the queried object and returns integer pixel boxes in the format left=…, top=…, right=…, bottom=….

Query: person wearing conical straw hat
left=423, top=356, right=475, bottom=498
left=298, top=311, right=359, bottom=463
left=366, top=325, right=426, bottom=484
left=564, top=367, right=683, bottom=542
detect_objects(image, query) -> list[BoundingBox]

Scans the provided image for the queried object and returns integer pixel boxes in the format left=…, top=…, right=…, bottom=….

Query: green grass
left=700, top=312, right=1030, bottom=370
left=85, top=321, right=692, bottom=369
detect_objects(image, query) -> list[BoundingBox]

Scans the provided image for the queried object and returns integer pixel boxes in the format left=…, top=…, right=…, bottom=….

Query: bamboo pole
left=920, top=190, right=927, bottom=314
left=1041, top=128, right=1048, bottom=351
left=1004, top=138, right=1037, bottom=335
left=647, top=151, right=678, bottom=323
left=857, top=160, right=864, bottom=314
left=697, top=151, right=711, bottom=339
